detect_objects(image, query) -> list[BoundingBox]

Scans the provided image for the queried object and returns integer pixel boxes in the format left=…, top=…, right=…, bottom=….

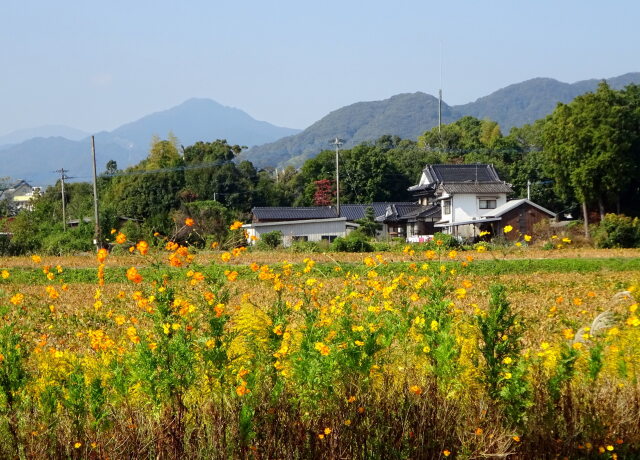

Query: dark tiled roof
left=439, top=182, right=514, bottom=194
left=407, top=183, right=436, bottom=193
left=402, top=205, right=441, bottom=220
left=375, top=203, right=433, bottom=222
left=339, top=202, right=418, bottom=221
left=424, top=164, right=501, bottom=183
left=252, top=207, right=337, bottom=221
left=253, top=202, right=424, bottom=223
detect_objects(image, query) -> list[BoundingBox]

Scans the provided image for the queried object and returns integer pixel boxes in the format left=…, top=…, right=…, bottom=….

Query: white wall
left=245, top=219, right=350, bottom=247
left=438, top=193, right=507, bottom=237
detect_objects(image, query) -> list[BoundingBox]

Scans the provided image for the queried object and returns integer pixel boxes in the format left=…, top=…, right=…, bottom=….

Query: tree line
left=1, top=81, right=638, bottom=253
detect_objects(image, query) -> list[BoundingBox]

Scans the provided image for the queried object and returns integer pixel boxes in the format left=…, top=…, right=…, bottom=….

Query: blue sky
left=1, top=0, right=638, bottom=134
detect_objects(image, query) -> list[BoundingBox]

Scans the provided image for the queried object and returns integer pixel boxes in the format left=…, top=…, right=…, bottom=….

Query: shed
left=483, top=199, right=556, bottom=240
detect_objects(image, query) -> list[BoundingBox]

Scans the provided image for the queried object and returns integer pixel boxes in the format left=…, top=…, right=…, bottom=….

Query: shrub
left=261, top=231, right=283, bottom=249
left=0, top=235, right=12, bottom=256
left=593, top=214, right=640, bottom=248
left=41, top=224, right=94, bottom=255
left=332, top=229, right=373, bottom=252
left=428, top=232, right=460, bottom=249
left=371, top=241, right=392, bottom=252
left=289, top=240, right=323, bottom=253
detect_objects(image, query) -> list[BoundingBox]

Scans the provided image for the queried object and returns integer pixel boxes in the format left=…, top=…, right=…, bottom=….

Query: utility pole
left=330, top=138, right=344, bottom=216
left=91, top=136, right=101, bottom=248
left=527, top=180, right=531, bottom=200
left=438, top=41, right=443, bottom=133
left=55, top=168, right=68, bottom=231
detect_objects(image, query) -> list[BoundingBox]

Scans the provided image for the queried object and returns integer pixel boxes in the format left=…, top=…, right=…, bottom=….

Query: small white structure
left=243, top=217, right=359, bottom=247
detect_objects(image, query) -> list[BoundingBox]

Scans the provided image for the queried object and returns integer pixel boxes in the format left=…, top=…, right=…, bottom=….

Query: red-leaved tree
left=313, top=179, right=334, bottom=206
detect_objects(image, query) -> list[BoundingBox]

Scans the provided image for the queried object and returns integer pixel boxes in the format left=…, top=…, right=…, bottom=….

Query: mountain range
left=1, top=72, right=638, bottom=185
left=0, top=99, right=300, bottom=185
left=243, top=72, right=640, bottom=168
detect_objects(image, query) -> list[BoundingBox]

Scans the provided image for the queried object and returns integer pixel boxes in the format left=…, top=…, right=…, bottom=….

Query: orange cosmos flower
left=126, top=267, right=143, bottom=283
left=224, top=270, right=238, bottom=282
left=230, top=220, right=243, bottom=230
left=115, top=233, right=126, bottom=244
left=236, top=385, right=250, bottom=396
left=97, top=248, right=108, bottom=263
left=185, top=218, right=194, bottom=227
left=136, top=240, right=149, bottom=255
left=409, top=385, right=423, bottom=395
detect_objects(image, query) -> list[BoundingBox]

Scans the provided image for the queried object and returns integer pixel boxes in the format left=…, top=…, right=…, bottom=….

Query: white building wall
left=245, top=219, right=351, bottom=247
left=438, top=192, right=508, bottom=237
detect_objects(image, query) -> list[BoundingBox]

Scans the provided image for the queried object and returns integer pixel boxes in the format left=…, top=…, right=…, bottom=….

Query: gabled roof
left=438, top=182, right=514, bottom=195
left=252, top=207, right=337, bottom=221
left=482, top=199, right=556, bottom=218
left=423, top=164, right=502, bottom=183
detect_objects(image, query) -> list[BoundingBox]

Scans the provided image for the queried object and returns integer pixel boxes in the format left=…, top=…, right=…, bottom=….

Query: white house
left=0, top=180, right=40, bottom=213
left=408, top=164, right=554, bottom=239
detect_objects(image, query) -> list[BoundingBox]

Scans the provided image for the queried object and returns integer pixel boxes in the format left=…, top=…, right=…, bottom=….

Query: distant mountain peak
left=0, top=98, right=301, bottom=185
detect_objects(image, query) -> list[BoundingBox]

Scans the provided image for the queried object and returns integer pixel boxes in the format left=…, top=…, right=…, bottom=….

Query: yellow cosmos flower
left=503, top=225, right=513, bottom=233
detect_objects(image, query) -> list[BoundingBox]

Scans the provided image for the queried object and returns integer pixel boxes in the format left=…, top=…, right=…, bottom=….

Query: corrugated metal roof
left=439, top=182, right=513, bottom=194
left=252, top=207, right=337, bottom=221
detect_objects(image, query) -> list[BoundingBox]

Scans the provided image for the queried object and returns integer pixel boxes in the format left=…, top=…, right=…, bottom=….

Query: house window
left=321, top=235, right=337, bottom=242
left=443, top=200, right=451, bottom=214
left=479, top=199, right=497, bottom=209
left=292, top=236, right=308, bottom=242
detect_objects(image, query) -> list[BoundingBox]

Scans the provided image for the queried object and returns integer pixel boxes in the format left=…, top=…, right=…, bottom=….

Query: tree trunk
left=617, top=197, right=621, bottom=214
left=582, top=201, right=590, bottom=239
left=598, top=197, right=605, bottom=221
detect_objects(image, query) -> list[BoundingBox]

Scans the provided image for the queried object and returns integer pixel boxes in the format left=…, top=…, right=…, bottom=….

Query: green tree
left=355, top=207, right=382, bottom=237
left=104, top=135, right=185, bottom=232
left=543, top=82, right=640, bottom=236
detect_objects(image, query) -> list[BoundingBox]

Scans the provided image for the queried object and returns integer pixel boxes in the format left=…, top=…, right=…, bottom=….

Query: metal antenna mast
left=55, top=168, right=69, bottom=231
left=330, top=138, right=344, bottom=216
